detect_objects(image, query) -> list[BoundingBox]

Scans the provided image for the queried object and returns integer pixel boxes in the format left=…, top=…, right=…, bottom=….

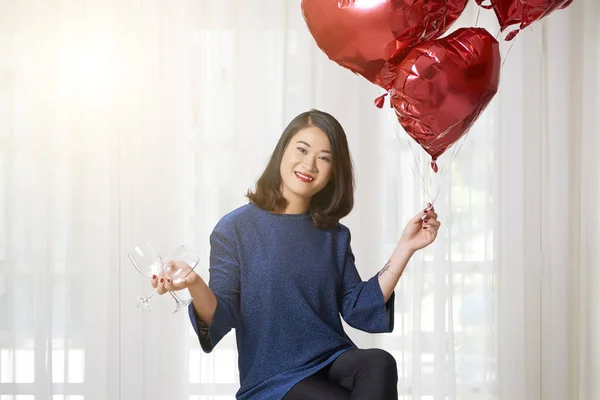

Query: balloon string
left=386, top=103, right=452, bottom=207
left=475, top=8, right=481, bottom=28
left=377, top=89, right=477, bottom=207
left=501, top=36, right=518, bottom=69
left=380, top=91, right=434, bottom=204
left=429, top=95, right=490, bottom=204
left=410, top=137, right=434, bottom=203
left=396, top=119, right=433, bottom=203
left=397, top=118, right=443, bottom=206
left=430, top=129, right=469, bottom=204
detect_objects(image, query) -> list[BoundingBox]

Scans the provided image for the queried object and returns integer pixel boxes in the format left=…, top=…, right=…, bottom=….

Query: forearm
left=377, top=244, right=414, bottom=302
left=187, top=275, right=218, bottom=328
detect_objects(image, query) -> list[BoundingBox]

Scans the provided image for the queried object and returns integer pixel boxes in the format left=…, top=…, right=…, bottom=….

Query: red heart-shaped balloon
left=476, top=0, right=573, bottom=40
left=389, top=28, right=500, bottom=171
left=301, top=0, right=469, bottom=89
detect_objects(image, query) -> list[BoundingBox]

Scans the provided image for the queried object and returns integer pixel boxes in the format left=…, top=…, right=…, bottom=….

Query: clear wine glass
left=161, top=244, right=200, bottom=313
left=128, top=242, right=198, bottom=313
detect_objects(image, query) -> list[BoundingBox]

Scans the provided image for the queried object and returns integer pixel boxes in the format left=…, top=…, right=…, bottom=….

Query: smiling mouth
left=295, top=171, right=314, bottom=183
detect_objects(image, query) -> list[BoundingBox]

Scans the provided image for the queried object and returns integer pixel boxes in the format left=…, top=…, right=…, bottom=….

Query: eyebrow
left=296, top=140, right=331, bottom=154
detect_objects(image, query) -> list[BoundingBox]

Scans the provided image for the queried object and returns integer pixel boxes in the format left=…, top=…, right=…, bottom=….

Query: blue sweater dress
left=188, top=203, right=395, bottom=399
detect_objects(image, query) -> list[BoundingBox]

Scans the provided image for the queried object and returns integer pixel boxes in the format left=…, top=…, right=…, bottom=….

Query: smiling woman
left=279, top=127, right=334, bottom=209
left=248, top=109, right=354, bottom=227
left=159, top=108, right=439, bottom=400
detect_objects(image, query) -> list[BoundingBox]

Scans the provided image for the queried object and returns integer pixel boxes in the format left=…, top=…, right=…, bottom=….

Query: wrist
left=395, top=242, right=415, bottom=259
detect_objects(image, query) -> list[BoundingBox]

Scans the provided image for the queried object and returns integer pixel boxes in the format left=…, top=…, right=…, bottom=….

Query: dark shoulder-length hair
left=246, top=109, right=354, bottom=229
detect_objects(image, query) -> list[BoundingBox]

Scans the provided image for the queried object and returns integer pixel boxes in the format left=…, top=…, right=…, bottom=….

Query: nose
left=303, top=156, right=318, bottom=172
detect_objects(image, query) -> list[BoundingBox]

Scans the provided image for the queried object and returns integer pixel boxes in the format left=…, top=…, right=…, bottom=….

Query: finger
left=412, top=210, right=428, bottom=223
left=424, top=209, right=438, bottom=219
left=151, top=274, right=158, bottom=288
left=427, top=223, right=439, bottom=232
left=429, top=222, right=441, bottom=235
left=157, top=276, right=167, bottom=295
left=164, top=277, right=174, bottom=291
left=423, top=218, right=441, bottom=229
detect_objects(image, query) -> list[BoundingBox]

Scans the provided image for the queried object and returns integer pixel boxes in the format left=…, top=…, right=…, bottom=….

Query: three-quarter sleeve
left=339, top=232, right=395, bottom=333
left=188, top=221, right=241, bottom=353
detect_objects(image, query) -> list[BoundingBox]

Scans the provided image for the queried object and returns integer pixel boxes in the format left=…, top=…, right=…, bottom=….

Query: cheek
left=320, top=165, right=333, bottom=183
left=282, top=152, right=300, bottom=167
left=279, top=154, right=291, bottom=170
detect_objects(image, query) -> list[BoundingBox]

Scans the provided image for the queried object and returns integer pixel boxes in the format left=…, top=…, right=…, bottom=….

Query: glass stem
left=144, top=287, right=158, bottom=300
left=169, top=291, right=183, bottom=303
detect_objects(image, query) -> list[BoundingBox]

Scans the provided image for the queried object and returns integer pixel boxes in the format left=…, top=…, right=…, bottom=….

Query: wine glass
left=128, top=242, right=198, bottom=313
left=128, top=242, right=161, bottom=311
left=161, top=244, right=200, bottom=313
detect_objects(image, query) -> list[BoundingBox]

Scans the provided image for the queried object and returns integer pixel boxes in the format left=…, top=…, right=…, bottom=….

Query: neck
left=283, top=200, right=310, bottom=214
left=280, top=187, right=310, bottom=214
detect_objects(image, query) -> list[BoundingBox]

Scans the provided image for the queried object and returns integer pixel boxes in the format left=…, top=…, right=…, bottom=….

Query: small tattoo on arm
left=378, top=260, right=400, bottom=277
left=379, top=260, right=391, bottom=276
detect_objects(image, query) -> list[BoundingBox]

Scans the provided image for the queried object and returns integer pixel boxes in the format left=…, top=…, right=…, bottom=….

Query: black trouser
left=283, top=348, right=398, bottom=400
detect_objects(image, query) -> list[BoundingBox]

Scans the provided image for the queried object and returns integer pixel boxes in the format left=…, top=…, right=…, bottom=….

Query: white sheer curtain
left=0, top=1, right=598, bottom=399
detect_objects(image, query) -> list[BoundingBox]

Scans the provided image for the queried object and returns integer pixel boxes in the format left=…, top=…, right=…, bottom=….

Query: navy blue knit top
left=188, top=203, right=395, bottom=399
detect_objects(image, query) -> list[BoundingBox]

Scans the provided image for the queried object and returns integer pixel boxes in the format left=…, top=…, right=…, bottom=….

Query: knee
left=366, top=349, right=397, bottom=377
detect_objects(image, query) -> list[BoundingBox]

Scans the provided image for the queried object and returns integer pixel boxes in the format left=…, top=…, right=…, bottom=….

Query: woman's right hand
left=151, top=261, right=200, bottom=295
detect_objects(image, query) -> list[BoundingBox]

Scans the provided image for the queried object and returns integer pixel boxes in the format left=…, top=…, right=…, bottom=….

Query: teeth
left=295, top=172, right=314, bottom=181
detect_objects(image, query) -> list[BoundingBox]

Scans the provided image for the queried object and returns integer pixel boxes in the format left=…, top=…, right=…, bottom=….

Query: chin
left=284, top=174, right=326, bottom=200
left=291, top=188, right=314, bottom=201
left=287, top=185, right=312, bottom=200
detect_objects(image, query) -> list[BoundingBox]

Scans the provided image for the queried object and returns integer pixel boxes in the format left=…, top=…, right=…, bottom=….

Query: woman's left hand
left=398, top=203, right=441, bottom=253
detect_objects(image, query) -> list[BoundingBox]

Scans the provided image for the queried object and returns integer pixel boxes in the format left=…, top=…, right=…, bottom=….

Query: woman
left=153, top=109, right=441, bottom=399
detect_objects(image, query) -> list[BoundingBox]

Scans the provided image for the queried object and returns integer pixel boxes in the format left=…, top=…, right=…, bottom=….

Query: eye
left=297, top=147, right=307, bottom=154
left=319, top=155, right=331, bottom=162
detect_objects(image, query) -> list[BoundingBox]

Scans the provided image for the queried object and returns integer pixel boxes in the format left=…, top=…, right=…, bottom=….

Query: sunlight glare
left=58, top=36, right=121, bottom=100
left=352, top=0, right=387, bottom=9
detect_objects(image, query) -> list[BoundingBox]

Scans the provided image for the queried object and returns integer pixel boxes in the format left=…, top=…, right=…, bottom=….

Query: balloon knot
left=430, top=159, right=439, bottom=173
left=374, top=91, right=392, bottom=109
left=505, top=29, right=519, bottom=41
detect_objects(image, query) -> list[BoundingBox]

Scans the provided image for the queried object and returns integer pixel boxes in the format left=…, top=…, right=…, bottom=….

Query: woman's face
left=279, top=126, right=334, bottom=205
